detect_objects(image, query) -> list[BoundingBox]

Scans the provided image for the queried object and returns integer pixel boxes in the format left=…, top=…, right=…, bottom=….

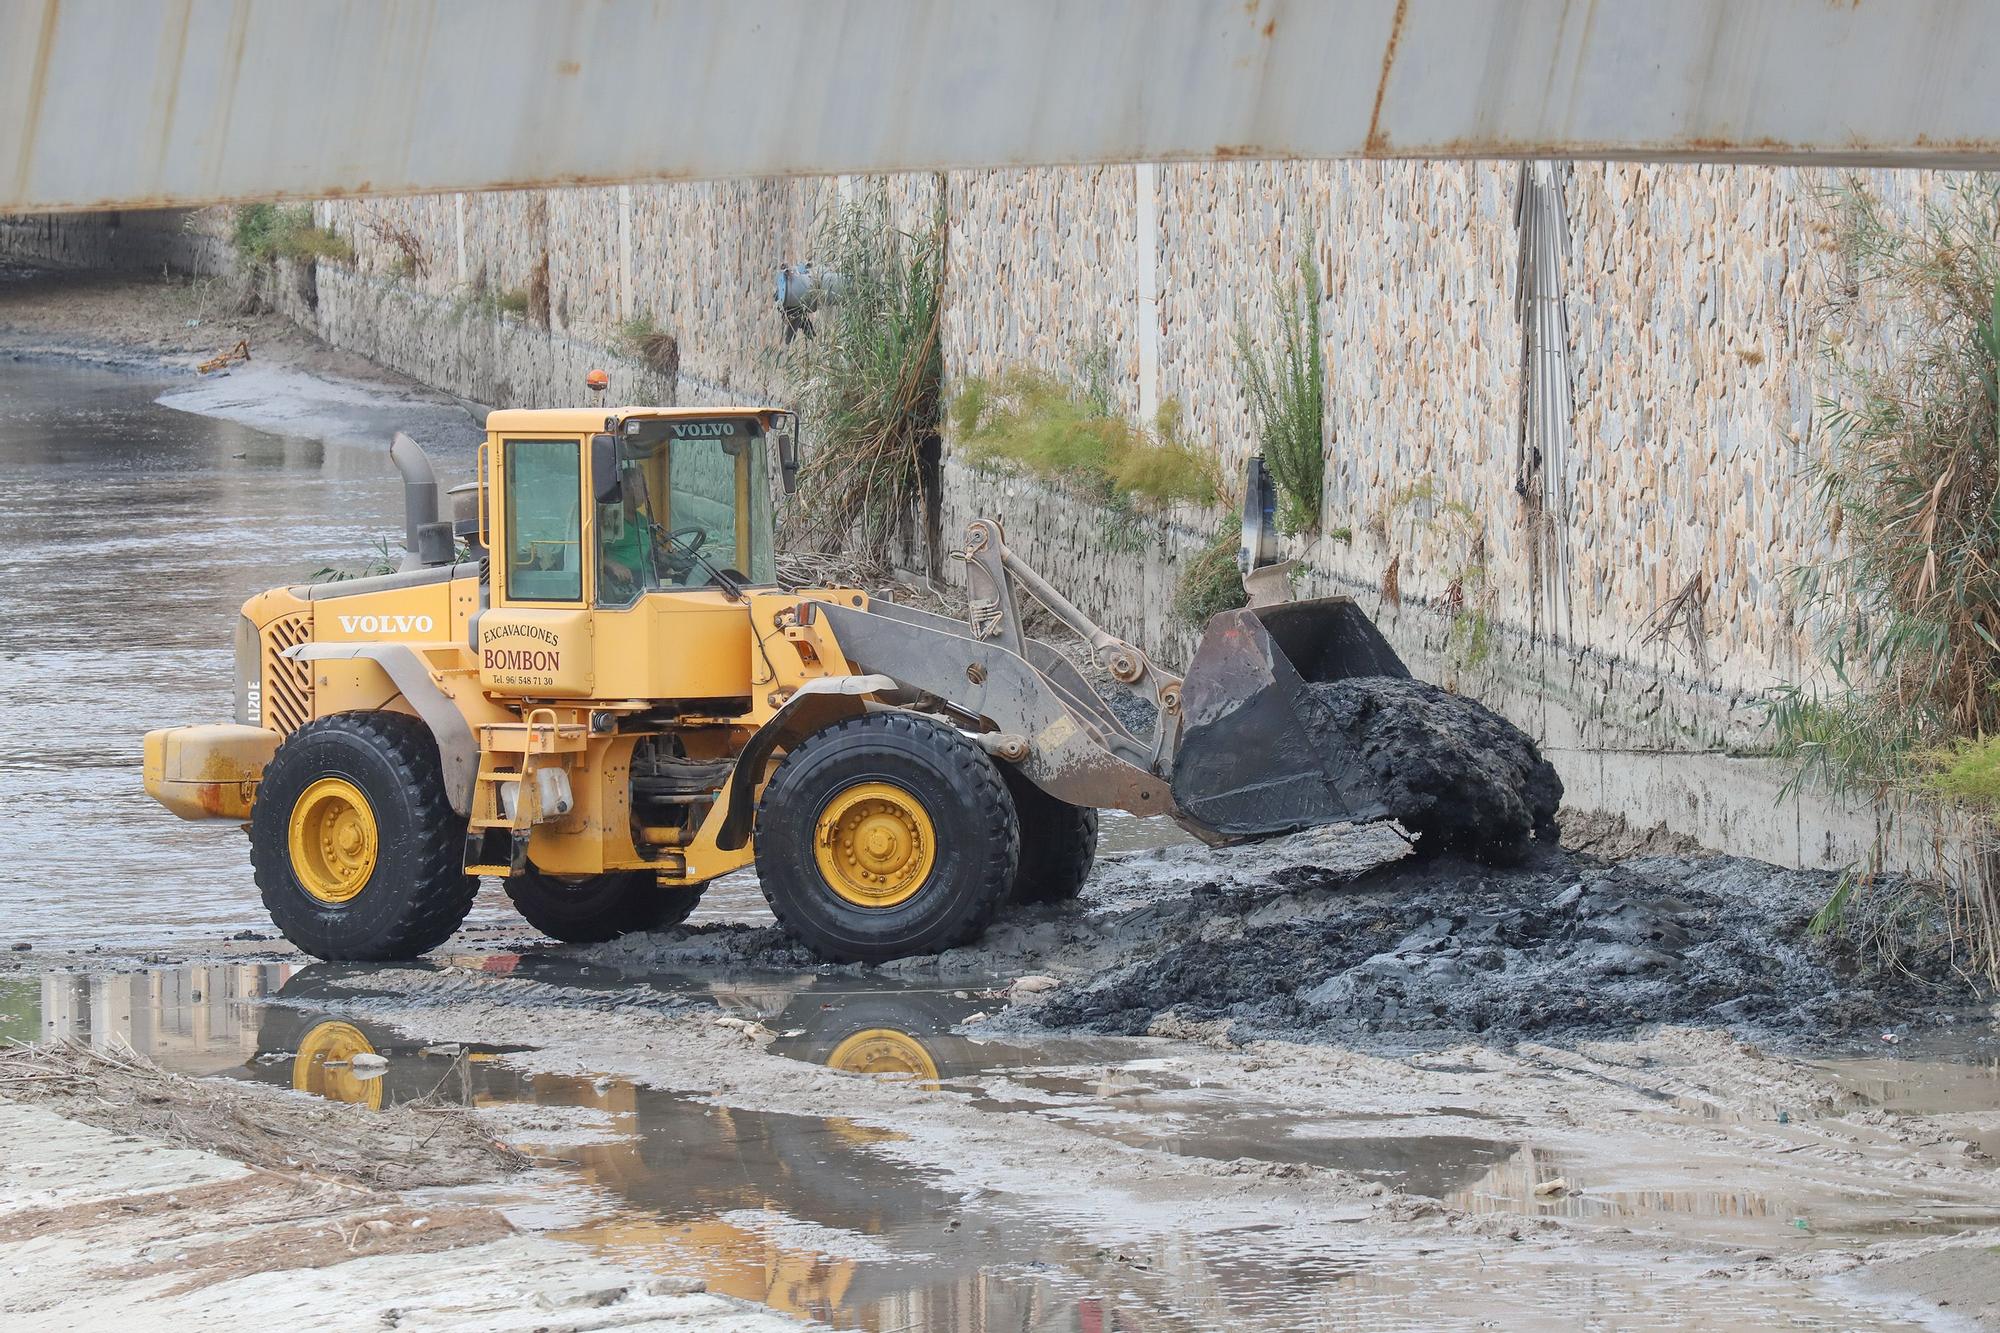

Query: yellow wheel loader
left=143, top=398, right=1416, bottom=963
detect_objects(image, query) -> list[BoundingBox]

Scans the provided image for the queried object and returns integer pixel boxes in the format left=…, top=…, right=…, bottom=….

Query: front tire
left=505, top=865, right=705, bottom=944
left=1000, top=764, right=1098, bottom=904
left=249, top=712, right=476, bottom=962
left=754, top=712, right=1019, bottom=963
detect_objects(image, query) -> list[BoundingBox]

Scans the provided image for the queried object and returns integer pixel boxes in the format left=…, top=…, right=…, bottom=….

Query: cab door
left=479, top=435, right=596, bottom=697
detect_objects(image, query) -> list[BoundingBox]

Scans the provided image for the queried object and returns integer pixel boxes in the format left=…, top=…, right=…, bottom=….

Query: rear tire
left=249, top=712, right=476, bottom=962
left=505, top=865, right=705, bottom=944
left=754, top=712, right=1019, bottom=963
left=1000, top=764, right=1097, bottom=904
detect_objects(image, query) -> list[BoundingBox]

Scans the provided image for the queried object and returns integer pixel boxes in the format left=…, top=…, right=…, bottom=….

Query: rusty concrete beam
left=6, top=0, right=1999, bottom=213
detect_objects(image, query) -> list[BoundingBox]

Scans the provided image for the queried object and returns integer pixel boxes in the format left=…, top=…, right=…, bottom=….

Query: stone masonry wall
left=72, top=161, right=1971, bottom=871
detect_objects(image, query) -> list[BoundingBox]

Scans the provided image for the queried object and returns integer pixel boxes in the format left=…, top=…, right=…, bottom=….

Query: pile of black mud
left=1027, top=844, right=1986, bottom=1047
left=1302, top=676, right=1562, bottom=863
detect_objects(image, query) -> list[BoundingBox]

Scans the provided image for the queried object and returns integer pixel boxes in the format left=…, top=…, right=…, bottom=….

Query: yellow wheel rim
left=287, top=776, right=379, bottom=905
left=291, top=1019, right=385, bottom=1110
left=812, top=781, right=937, bottom=908
left=826, top=1027, right=941, bottom=1086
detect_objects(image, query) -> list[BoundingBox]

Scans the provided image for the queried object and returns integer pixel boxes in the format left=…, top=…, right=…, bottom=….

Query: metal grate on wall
left=260, top=613, right=315, bottom=735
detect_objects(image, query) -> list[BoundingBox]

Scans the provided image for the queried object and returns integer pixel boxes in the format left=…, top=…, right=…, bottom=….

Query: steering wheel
left=652, top=524, right=709, bottom=577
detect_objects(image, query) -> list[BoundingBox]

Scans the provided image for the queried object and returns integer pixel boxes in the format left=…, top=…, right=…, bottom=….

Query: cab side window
left=504, top=439, right=583, bottom=601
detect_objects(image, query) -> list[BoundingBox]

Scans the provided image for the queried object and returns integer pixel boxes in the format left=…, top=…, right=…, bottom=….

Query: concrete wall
left=34, top=162, right=1960, bottom=871
left=0, top=208, right=231, bottom=274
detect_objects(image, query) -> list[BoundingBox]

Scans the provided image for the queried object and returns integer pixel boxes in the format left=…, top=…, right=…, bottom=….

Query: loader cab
left=477, top=405, right=792, bottom=702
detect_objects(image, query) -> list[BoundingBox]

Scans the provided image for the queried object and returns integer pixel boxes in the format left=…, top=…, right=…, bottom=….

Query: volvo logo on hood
left=671, top=421, right=738, bottom=439
left=337, top=614, right=435, bottom=634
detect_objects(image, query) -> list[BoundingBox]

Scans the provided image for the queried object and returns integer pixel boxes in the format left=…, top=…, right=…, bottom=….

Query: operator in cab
left=597, top=468, right=658, bottom=605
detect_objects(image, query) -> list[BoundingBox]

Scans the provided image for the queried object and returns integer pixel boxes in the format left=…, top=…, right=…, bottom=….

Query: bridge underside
left=6, top=0, right=2000, bottom=214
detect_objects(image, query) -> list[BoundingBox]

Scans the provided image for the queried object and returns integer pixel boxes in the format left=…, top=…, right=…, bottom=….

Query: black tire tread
left=504, top=866, right=705, bottom=944
left=1000, top=765, right=1098, bottom=904
left=755, top=711, right=1018, bottom=962
left=249, top=712, right=477, bottom=961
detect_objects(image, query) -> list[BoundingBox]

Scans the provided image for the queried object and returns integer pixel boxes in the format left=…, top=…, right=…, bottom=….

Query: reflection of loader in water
left=250, top=970, right=990, bottom=1324
left=250, top=967, right=1544, bottom=1327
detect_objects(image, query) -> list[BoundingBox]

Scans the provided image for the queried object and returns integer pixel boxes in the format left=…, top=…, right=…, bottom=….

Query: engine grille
left=260, top=613, right=315, bottom=736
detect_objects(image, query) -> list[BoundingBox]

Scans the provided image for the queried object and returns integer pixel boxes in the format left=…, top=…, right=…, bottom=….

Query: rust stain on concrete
left=1364, top=0, right=1410, bottom=156
left=11, top=0, right=63, bottom=201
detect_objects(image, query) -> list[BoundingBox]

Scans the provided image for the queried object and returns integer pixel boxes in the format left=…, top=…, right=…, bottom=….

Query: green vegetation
left=1447, top=595, right=1493, bottom=669
left=450, top=275, right=524, bottom=323
left=1386, top=477, right=1492, bottom=671
left=1926, top=735, right=2000, bottom=806
left=310, top=537, right=398, bottom=583
left=1773, top=178, right=2000, bottom=790
left=780, top=187, right=946, bottom=564
left=618, top=315, right=680, bottom=378
left=1768, top=177, right=2000, bottom=974
left=1235, top=242, right=1326, bottom=534
left=952, top=367, right=1218, bottom=509
left=1173, top=522, right=1249, bottom=629
left=232, top=204, right=354, bottom=267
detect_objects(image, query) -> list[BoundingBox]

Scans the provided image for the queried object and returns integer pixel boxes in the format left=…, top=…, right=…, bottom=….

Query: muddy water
left=0, top=356, right=489, bottom=947
left=8, top=960, right=1989, bottom=1331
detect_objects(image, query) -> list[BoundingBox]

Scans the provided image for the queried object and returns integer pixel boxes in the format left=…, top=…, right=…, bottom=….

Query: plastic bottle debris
left=712, top=1015, right=772, bottom=1039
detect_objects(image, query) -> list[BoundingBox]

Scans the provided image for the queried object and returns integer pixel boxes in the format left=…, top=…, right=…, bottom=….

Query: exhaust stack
left=390, top=432, right=455, bottom=568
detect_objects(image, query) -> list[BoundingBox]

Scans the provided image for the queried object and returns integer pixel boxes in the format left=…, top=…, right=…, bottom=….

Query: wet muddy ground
left=4, top=271, right=1999, bottom=1329
left=6, top=947, right=1998, bottom=1329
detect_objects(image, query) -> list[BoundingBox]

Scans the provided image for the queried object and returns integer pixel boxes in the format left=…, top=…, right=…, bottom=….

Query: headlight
left=234, top=615, right=260, bottom=726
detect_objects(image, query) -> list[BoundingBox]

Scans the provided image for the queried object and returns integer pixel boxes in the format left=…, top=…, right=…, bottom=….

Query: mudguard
left=286, top=642, right=481, bottom=816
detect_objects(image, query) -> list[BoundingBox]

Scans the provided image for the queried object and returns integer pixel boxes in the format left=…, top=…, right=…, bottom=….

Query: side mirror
left=589, top=433, right=620, bottom=504
left=775, top=424, right=800, bottom=495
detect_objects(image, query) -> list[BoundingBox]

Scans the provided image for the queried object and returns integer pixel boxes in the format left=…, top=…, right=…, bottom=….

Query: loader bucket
left=1169, top=597, right=1410, bottom=842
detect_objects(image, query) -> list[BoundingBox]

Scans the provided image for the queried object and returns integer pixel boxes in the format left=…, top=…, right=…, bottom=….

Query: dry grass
left=619, top=315, right=681, bottom=380
left=1770, top=176, right=2000, bottom=977
left=361, top=213, right=430, bottom=279
left=780, top=185, right=946, bottom=568
left=109, top=1201, right=513, bottom=1295
left=0, top=1040, right=525, bottom=1190
left=1172, top=522, right=1248, bottom=629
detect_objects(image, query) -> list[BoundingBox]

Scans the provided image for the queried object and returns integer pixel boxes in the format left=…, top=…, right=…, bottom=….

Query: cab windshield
left=595, top=417, right=777, bottom=605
